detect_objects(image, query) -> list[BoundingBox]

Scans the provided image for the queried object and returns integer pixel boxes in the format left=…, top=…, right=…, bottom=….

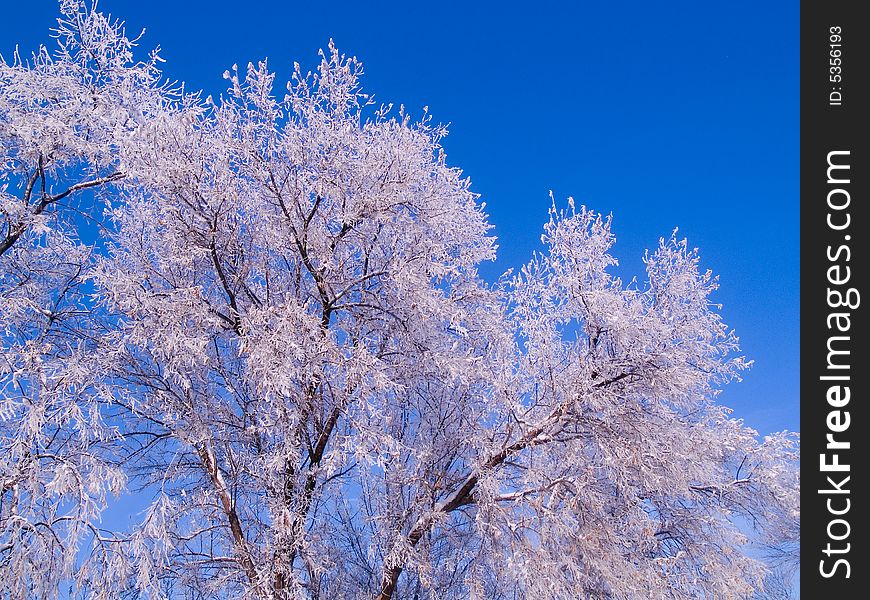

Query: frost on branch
left=1, top=3, right=798, bottom=599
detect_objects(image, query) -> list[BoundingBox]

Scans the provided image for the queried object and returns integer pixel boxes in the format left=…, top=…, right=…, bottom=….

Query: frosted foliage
left=1, top=3, right=799, bottom=599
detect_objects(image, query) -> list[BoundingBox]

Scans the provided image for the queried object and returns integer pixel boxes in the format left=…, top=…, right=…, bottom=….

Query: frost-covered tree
left=1, top=2, right=799, bottom=599
left=0, top=3, right=186, bottom=596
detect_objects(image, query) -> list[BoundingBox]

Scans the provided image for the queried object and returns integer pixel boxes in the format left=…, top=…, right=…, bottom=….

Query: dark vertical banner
left=802, top=0, right=868, bottom=596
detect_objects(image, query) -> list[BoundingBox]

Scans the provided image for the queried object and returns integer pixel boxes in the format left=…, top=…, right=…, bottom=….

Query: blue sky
left=1, top=0, right=799, bottom=435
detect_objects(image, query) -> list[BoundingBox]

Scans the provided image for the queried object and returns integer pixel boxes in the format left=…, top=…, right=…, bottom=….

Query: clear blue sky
left=1, top=0, right=799, bottom=435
